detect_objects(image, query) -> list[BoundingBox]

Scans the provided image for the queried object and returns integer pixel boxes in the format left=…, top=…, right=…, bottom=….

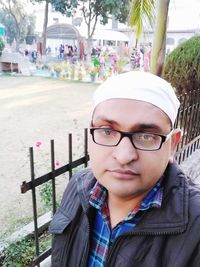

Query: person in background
left=49, top=71, right=200, bottom=267
left=111, top=53, right=118, bottom=74
left=130, top=49, right=136, bottom=69
left=143, top=45, right=151, bottom=72
left=31, top=50, right=37, bottom=63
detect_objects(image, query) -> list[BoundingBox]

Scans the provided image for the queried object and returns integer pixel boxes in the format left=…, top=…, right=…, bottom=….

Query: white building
left=28, top=0, right=200, bottom=53
left=145, top=0, right=200, bottom=51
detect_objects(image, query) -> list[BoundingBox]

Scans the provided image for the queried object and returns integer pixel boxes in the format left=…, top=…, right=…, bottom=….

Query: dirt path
left=0, top=76, right=97, bottom=236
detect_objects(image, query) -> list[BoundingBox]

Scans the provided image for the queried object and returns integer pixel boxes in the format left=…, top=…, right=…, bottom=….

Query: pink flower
left=55, top=160, right=60, bottom=167
left=35, top=141, right=42, bottom=148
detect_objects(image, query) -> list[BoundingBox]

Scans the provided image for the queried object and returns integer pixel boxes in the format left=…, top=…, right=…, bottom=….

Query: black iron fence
left=20, top=89, right=200, bottom=266
left=20, top=129, right=89, bottom=266
left=175, top=89, right=200, bottom=163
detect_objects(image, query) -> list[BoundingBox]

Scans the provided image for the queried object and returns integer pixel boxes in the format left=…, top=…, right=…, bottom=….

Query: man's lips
left=108, top=169, right=139, bottom=179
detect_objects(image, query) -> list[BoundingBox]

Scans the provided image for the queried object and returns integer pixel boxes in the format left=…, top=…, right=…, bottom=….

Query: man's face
left=88, top=99, right=181, bottom=201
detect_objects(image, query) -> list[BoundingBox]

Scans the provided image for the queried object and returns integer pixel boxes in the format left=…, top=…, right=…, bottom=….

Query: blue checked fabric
left=87, top=180, right=163, bottom=267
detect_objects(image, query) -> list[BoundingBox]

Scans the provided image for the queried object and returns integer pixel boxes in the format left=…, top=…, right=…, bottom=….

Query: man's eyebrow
left=135, top=123, right=164, bottom=132
left=91, top=117, right=164, bottom=132
left=91, top=116, right=120, bottom=126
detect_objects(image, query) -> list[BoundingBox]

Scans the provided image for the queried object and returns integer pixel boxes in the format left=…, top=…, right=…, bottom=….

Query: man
left=49, top=71, right=200, bottom=267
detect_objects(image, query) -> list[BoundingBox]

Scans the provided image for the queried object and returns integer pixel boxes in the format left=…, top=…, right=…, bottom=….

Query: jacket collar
left=133, top=164, right=189, bottom=234
left=76, top=163, right=189, bottom=235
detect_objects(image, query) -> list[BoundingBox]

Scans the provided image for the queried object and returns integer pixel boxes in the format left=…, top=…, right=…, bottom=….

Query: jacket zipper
left=104, top=228, right=185, bottom=267
left=60, top=221, right=78, bottom=266
left=80, top=212, right=91, bottom=267
left=105, top=188, right=187, bottom=266
left=80, top=217, right=91, bottom=267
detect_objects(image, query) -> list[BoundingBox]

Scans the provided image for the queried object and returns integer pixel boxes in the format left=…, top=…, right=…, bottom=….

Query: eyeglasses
left=90, top=128, right=174, bottom=151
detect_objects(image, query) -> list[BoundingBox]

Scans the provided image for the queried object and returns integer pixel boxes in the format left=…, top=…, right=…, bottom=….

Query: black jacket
left=49, top=163, right=200, bottom=267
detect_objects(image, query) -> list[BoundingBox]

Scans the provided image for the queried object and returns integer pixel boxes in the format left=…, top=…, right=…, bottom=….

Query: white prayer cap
left=93, top=71, right=180, bottom=125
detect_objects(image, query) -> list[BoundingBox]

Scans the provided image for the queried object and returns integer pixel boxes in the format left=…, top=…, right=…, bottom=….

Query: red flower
left=55, top=160, right=60, bottom=167
left=35, top=141, right=42, bottom=148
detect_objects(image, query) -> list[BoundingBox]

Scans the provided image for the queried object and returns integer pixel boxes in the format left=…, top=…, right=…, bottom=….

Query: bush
left=39, top=181, right=53, bottom=210
left=162, top=36, right=200, bottom=95
left=53, top=64, right=62, bottom=73
left=1, top=233, right=51, bottom=267
left=1, top=238, right=35, bottom=267
left=0, top=37, right=5, bottom=56
left=39, top=181, right=59, bottom=210
left=70, top=64, right=76, bottom=80
left=117, top=57, right=128, bottom=73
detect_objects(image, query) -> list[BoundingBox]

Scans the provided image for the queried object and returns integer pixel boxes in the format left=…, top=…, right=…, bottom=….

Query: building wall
left=136, top=30, right=198, bottom=52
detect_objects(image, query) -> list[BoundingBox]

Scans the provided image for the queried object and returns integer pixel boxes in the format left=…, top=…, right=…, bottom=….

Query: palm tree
left=41, top=0, right=49, bottom=55
left=129, top=0, right=170, bottom=76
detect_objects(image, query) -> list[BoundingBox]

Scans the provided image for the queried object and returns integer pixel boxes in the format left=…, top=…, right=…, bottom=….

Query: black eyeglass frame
left=90, top=128, right=174, bottom=151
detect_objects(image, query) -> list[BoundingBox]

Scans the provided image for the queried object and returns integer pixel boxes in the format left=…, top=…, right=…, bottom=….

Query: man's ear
left=169, top=129, right=182, bottom=163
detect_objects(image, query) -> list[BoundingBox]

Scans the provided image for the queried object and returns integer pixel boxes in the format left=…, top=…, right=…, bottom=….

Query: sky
left=25, top=0, right=200, bottom=33
left=168, top=0, right=200, bottom=30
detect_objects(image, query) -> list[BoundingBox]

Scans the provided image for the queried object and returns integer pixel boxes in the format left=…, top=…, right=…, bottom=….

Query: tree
left=0, top=8, right=36, bottom=47
left=0, top=36, right=5, bottom=55
left=31, top=0, right=50, bottom=55
left=128, top=0, right=155, bottom=46
left=162, top=36, right=200, bottom=96
left=0, top=0, right=36, bottom=51
left=150, top=0, right=170, bottom=76
left=129, top=0, right=170, bottom=76
left=25, top=15, right=37, bottom=45
left=50, top=0, right=130, bottom=61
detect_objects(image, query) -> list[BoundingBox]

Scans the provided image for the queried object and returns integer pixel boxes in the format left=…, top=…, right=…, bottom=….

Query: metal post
left=68, top=133, right=72, bottom=178
left=51, top=140, right=56, bottom=215
left=29, top=147, right=40, bottom=267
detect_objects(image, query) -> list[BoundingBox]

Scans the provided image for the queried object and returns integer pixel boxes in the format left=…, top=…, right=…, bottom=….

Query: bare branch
left=90, top=14, right=98, bottom=37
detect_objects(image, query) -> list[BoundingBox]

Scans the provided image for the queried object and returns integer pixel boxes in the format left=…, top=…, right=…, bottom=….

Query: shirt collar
left=89, top=179, right=163, bottom=215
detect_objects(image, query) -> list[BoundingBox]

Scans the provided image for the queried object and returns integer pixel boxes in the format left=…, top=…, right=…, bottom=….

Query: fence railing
left=20, top=129, right=89, bottom=266
left=20, top=89, right=200, bottom=266
left=175, top=89, right=200, bottom=163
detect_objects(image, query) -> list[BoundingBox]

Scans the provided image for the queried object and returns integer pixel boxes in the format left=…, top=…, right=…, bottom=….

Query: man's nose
left=112, top=136, right=139, bottom=164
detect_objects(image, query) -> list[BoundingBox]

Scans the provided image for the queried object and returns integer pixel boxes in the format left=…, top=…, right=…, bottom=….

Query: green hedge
left=162, top=36, right=200, bottom=95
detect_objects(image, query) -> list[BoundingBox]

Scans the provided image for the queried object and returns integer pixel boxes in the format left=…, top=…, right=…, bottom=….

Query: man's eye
left=138, top=134, right=155, bottom=140
left=98, top=128, right=117, bottom=136
left=102, top=129, right=113, bottom=135
left=144, top=134, right=153, bottom=140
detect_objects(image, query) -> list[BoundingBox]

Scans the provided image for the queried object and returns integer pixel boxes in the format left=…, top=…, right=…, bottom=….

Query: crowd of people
left=130, top=43, right=152, bottom=71
left=58, top=44, right=77, bottom=61
left=22, top=41, right=153, bottom=78
left=23, top=43, right=78, bottom=64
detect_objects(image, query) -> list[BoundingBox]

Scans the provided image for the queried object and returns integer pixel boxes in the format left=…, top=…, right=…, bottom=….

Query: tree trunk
left=42, top=0, right=49, bottom=55
left=86, top=19, right=92, bottom=63
left=86, top=37, right=92, bottom=63
left=150, top=0, right=170, bottom=76
left=15, top=26, right=21, bottom=52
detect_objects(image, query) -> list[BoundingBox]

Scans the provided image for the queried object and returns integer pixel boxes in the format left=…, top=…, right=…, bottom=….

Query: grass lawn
left=0, top=75, right=97, bottom=236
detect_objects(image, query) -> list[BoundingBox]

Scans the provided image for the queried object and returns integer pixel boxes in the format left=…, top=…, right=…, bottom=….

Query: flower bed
left=32, top=53, right=130, bottom=82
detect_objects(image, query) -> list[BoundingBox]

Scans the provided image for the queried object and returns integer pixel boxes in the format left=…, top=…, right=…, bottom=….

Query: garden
left=31, top=52, right=130, bottom=83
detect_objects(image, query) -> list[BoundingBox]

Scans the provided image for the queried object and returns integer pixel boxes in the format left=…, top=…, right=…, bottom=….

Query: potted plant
left=78, top=65, right=83, bottom=81
left=53, top=64, right=62, bottom=77
left=61, top=62, right=70, bottom=79
left=90, top=67, right=97, bottom=82
left=70, top=64, right=76, bottom=80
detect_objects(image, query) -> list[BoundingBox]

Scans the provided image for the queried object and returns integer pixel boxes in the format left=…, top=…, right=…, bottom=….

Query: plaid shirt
left=87, top=181, right=163, bottom=267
